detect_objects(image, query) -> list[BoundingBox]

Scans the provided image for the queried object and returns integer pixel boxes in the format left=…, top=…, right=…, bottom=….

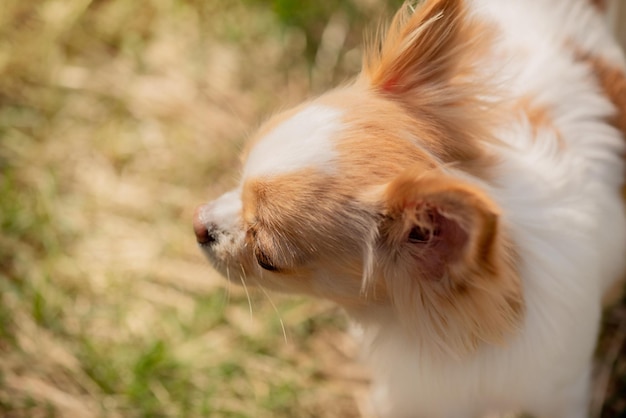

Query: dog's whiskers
left=239, top=264, right=254, bottom=320
left=258, top=284, right=288, bottom=345
left=224, top=265, right=232, bottom=307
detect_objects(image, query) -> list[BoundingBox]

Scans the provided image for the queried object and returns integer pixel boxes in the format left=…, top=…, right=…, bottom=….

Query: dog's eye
left=255, top=248, right=278, bottom=271
left=408, top=226, right=432, bottom=243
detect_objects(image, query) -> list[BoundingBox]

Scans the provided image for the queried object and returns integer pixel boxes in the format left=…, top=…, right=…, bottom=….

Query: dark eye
left=408, top=226, right=432, bottom=243
left=255, top=248, right=278, bottom=271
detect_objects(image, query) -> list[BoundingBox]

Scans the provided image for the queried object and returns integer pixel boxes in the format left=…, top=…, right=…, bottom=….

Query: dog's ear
left=361, top=0, right=495, bottom=170
left=381, top=169, right=499, bottom=281
left=363, top=0, right=472, bottom=95
left=377, top=168, right=523, bottom=355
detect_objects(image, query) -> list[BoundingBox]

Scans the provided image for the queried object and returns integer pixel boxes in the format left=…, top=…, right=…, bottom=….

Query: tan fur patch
left=572, top=47, right=626, bottom=197
left=574, top=50, right=626, bottom=135
left=318, top=88, right=439, bottom=186
left=360, top=0, right=501, bottom=180
left=515, top=97, right=564, bottom=147
left=378, top=169, right=523, bottom=356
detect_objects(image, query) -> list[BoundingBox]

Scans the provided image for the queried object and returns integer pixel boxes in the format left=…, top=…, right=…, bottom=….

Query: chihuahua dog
left=193, top=0, right=626, bottom=416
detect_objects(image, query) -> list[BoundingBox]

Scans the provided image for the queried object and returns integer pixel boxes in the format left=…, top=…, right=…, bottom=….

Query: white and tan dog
left=193, top=0, right=626, bottom=416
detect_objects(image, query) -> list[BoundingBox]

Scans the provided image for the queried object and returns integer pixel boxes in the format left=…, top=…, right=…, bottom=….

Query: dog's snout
left=193, top=190, right=242, bottom=247
left=193, top=205, right=217, bottom=245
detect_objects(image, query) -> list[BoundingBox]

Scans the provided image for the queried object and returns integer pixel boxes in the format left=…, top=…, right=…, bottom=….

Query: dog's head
left=194, top=0, right=523, bottom=356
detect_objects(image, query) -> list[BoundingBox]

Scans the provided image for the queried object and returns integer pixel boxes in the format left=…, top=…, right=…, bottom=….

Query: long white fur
left=353, top=1, right=626, bottom=416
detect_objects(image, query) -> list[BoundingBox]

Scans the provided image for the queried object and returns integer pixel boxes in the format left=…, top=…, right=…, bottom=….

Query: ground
left=0, top=0, right=624, bottom=417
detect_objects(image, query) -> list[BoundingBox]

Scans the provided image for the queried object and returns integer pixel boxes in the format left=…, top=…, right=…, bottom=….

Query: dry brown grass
left=0, top=0, right=393, bottom=416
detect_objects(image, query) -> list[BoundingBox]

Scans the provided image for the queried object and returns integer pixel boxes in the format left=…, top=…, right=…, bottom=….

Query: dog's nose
left=193, top=205, right=217, bottom=245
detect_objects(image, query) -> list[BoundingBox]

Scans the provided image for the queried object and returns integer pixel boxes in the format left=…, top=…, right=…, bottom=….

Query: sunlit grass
left=0, top=0, right=399, bottom=416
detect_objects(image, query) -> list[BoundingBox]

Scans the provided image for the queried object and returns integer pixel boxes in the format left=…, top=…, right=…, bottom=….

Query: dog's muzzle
left=193, top=204, right=218, bottom=246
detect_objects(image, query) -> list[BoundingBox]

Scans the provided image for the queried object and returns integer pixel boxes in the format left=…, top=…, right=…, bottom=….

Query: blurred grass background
left=0, top=0, right=404, bottom=416
left=0, top=0, right=625, bottom=417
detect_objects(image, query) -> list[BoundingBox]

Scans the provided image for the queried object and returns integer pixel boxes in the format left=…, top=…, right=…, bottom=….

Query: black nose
left=193, top=206, right=217, bottom=245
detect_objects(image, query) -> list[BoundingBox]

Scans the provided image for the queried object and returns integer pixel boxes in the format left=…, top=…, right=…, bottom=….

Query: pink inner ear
left=417, top=209, right=469, bottom=280
left=382, top=76, right=400, bottom=92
